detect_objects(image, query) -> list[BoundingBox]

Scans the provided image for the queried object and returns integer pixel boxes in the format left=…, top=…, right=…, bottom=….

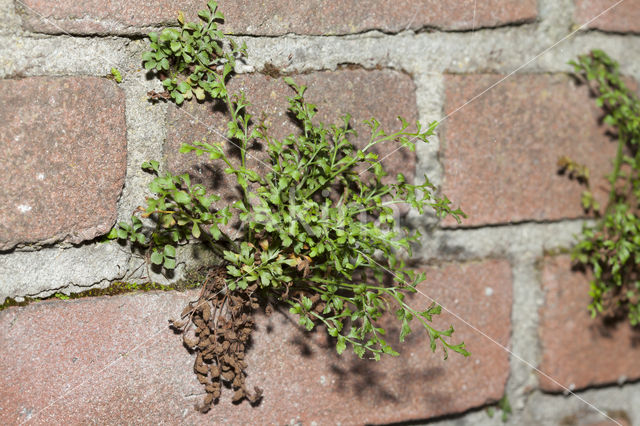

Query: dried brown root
left=169, top=265, right=263, bottom=413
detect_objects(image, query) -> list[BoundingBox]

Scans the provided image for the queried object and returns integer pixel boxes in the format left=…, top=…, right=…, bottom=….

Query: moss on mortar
left=0, top=268, right=209, bottom=312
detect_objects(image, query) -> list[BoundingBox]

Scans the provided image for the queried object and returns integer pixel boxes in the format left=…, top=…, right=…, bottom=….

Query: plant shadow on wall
left=270, top=287, right=451, bottom=406
left=561, top=50, right=640, bottom=331
left=109, top=1, right=467, bottom=413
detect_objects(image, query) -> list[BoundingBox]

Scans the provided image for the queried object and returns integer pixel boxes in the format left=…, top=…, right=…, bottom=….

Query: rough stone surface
left=0, top=77, right=127, bottom=250
left=230, top=25, right=640, bottom=82
left=0, top=259, right=511, bottom=424
left=425, top=381, right=640, bottom=426
left=538, top=255, right=640, bottom=392
left=113, top=41, right=169, bottom=225
left=0, top=0, right=22, bottom=35
left=0, top=243, right=130, bottom=302
left=0, top=35, right=128, bottom=79
left=165, top=68, right=417, bottom=228
left=419, top=220, right=586, bottom=263
left=574, top=0, right=640, bottom=34
left=522, top=384, right=640, bottom=426
left=585, top=419, right=631, bottom=426
left=440, top=73, right=621, bottom=227
left=17, top=0, right=537, bottom=35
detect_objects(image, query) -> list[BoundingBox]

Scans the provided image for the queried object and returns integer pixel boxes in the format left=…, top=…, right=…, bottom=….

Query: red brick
left=538, top=255, right=640, bottom=391
left=18, top=0, right=538, bottom=35
left=0, top=259, right=511, bottom=424
left=441, top=74, right=621, bottom=227
left=217, top=0, right=538, bottom=35
left=17, top=0, right=204, bottom=35
left=166, top=69, right=417, bottom=221
left=0, top=291, right=199, bottom=425
left=575, top=0, right=640, bottom=34
left=0, top=77, right=127, bottom=250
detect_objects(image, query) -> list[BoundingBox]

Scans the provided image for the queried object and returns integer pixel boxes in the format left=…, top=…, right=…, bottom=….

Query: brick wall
left=1, top=0, right=640, bottom=424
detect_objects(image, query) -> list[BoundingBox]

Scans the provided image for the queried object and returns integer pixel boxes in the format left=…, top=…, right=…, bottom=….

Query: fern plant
left=109, top=0, right=468, bottom=410
left=569, top=50, right=640, bottom=326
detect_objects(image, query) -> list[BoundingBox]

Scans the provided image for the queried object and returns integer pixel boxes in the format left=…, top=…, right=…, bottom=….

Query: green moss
left=542, top=247, right=572, bottom=257
left=0, top=270, right=206, bottom=312
left=0, top=296, right=37, bottom=311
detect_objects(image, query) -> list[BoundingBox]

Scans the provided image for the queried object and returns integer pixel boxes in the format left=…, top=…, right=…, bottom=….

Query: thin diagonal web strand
left=359, top=0, right=628, bottom=176
left=354, top=247, right=622, bottom=426
left=12, top=0, right=282, bottom=181
left=472, top=0, right=477, bottom=32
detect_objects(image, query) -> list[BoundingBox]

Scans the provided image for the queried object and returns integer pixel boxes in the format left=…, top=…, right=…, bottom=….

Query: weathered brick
left=0, top=291, right=199, bottom=425
left=441, top=74, right=621, bottom=227
left=165, top=68, right=417, bottom=220
left=17, top=0, right=204, bottom=35
left=0, top=77, right=127, bottom=250
left=538, top=255, right=640, bottom=391
left=18, top=0, right=538, bottom=35
left=217, top=0, right=538, bottom=35
left=0, top=259, right=511, bottom=424
left=574, top=0, right=640, bottom=34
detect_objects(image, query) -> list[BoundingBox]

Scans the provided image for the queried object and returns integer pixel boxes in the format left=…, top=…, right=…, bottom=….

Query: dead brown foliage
left=169, top=266, right=263, bottom=412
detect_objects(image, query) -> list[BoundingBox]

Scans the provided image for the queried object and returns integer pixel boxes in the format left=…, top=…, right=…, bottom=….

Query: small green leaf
left=174, top=190, right=190, bottom=205
left=399, top=319, right=411, bottom=342
left=259, top=270, right=271, bottom=287
left=177, top=81, right=191, bottom=94
left=193, top=87, right=206, bottom=100
left=164, top=245, right=176, bottom=258
left=210, top=225, right=222, bottom=240
left=192, top=222, right=201, bottom=238
left=150, top=249, right=163, bottom=265
left=110, top=67, right=122, bottom=83
left=141, top=160, right=159, bottom=173
left=302, top=296, right=313, bottom=311
left=164, top=257, right=176, bottom=269
left=198, top=8, right=212, bottom=21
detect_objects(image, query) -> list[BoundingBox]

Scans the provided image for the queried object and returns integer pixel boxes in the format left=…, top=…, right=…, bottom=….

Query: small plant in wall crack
left=565, top=50, right=640, bottom=326
left=109, top=0, right=468, bottom=412
left=106, top=67, right=123, bottom=83
left=486, top=395, right=512, bottom=423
